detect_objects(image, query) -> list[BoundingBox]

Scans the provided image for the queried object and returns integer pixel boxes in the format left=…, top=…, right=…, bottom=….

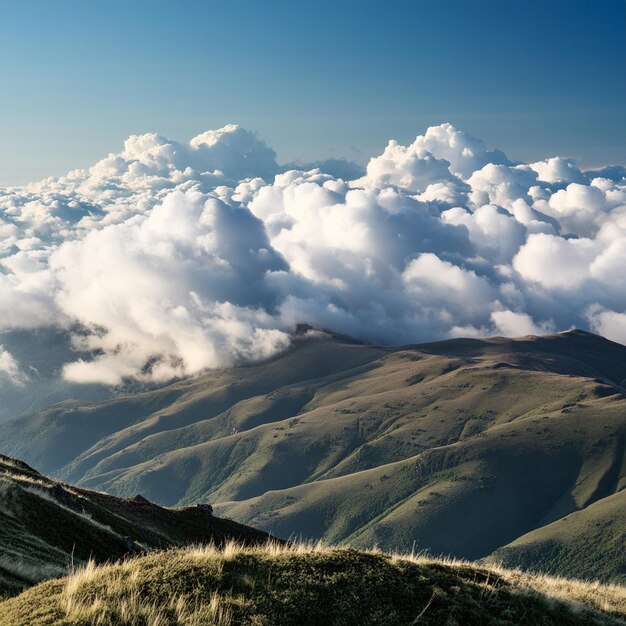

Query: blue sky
left=1, top=0, right=624, bottom=185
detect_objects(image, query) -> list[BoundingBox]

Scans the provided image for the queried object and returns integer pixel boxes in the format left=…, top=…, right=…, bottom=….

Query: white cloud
left=353, top=140, right=461, bottom=193
left=50, top=188, right=290, bottom=385
left=490, top=310, right=554, bottom=337
left=529, top=157, right=585, bottom=184
left=512, top=233, right=598, bottom=290
left=586, top=305, right=626, bottom=346
left=0, top=346, right=28, bottom=386
left=0, top=122, right=625, bottom=385
left=441, top=204, right=527, bottom=264
left=388, top=123, right=511, bottom=180
left=467, top=164, right=538, bottom=208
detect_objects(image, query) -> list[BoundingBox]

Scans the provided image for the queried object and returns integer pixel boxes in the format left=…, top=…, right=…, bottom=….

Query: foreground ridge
left=0, top=541, right=624, bottom=626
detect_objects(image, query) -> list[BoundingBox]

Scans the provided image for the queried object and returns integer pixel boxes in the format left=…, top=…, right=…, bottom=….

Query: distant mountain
left=0, top=454, right=272, bottom=597
left=1, top=329, right=624, bottom=582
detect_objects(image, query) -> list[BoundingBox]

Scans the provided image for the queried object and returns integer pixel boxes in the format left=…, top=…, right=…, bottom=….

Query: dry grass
left=187, top=537, right=329, bottom=560
left=62, top=557, right=234, bottom=626
left=488, top=562, right=626, bottom=617
left=1, top=472, right=121, bottom=539
left=1, top=469, right=51, bottom=489
left=51, top=540, right=626, bottom=625
left=1, top=539, right=624, bottom=625
left=389, top=549, right=626, bottom=617
left=21, top=484, right=119, bottom=534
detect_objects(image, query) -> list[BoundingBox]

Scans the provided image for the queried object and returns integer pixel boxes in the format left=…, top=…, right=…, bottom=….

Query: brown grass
left=57, top=541, right=626, bottom=624
left=1, top=540, right=624, bottom=625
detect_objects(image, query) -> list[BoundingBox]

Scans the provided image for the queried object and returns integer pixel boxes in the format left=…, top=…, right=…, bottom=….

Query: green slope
left=0, top=333, right=387, bottom=477
left=214, top=393, right=624, bottom=556
left=1, top=329, right=625, bottom=580
left=486, top=490, right=626, bottom=583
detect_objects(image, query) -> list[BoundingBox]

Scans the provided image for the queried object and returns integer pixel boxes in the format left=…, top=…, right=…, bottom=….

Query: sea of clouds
left=1, top=123, right=625, bottom=385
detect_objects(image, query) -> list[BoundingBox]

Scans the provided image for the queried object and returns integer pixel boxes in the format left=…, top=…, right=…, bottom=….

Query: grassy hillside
left=0, top=455, right=272, bottom=597
left=1, top=542, right=624, bottom=626
left=1, top=329, right=625, bottom=580
left=487, top=490, right=626, bottom=584
left=0, top=332, right=388, bottom=476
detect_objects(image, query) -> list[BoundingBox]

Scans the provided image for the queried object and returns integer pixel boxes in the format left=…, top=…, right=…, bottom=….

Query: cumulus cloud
left=490, top=310, right=555, bottom=337
left=51, top=189, right=290, bottom=384
left=359, top=122, right=511, bottom=183
left=529, top=157, right=586, bottom=185
left=586, top=305, right=626, bottom=346
left=512, top=233, right=599, bottom=290
left=0, top=122, right=625, bottom=385
left=353, top=140, right=462, bottom=192
left=282, top=158, right=365, bottom=181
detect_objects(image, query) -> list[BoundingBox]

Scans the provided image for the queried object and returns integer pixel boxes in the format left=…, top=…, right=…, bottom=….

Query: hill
left=1, top=542, right=625, bottom=626
left=1, top=329, right=625, bottom=581
left=486, top=489, right=626, bottom=581
left=0, top=455, right=272, bottom=597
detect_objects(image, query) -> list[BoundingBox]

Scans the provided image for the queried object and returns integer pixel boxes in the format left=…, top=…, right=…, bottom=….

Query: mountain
left=1, top=329, right=625, bottom=581
left=0, top=330, right=388, bottom=480
left=0, top=454, right=272, bottom=597
left=1, top=542, right=624, bottom=626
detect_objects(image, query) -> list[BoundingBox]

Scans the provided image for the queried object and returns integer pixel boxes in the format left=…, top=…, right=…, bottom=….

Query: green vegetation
left=1, top=542, right=625, bottom=626
left=1, top=329, right=625, bottom=581
left=487, top=490, right=626, bottom=583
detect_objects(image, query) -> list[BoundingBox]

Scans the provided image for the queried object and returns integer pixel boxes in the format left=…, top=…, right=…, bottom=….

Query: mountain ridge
left=1, top=329, right=624, bottom=582
left=0, top=453, right=273, bottom=597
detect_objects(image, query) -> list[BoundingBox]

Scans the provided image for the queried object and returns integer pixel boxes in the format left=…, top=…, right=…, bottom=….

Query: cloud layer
left=1, top=123, right=625, bottom=384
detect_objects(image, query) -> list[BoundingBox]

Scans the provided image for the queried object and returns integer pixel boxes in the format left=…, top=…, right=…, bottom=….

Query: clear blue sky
left=1, top=0, right=625, bottom=185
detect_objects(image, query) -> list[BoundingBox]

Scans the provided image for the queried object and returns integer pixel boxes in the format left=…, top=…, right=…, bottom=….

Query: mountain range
left=0, top=329, right=624, bottom=583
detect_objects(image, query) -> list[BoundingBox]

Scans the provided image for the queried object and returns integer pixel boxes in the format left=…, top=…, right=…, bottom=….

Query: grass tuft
left=0, top=540, right=624, bottom=625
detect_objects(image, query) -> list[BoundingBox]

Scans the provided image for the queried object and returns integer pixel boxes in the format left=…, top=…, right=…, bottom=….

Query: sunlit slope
left=0, top=333, right=388, bottom=477
left=1, top=543, right=624, bottom=626
left=214, top=388, right=624, bottom=553
left=0, top=455, right=271, bottom=597
left=1, top=329, right=625, bottom=579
